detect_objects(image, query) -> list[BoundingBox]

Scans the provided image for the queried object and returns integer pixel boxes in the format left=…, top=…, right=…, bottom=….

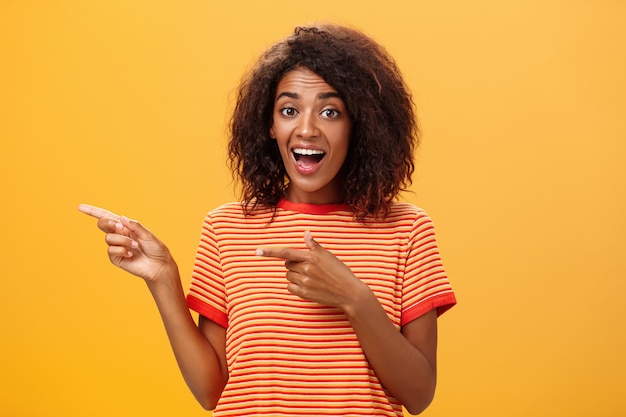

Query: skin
left=270, top=67, right=351, bottom=204
left=77, top=204, right=227, bottom=410
left=79, top=69, right=438, bottom=415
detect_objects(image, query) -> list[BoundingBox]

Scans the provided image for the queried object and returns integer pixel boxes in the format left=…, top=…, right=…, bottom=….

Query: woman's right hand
left=78, top=204, right=177, bottom=284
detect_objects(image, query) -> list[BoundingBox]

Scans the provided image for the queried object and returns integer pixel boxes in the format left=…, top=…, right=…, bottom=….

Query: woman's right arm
left=78, top=204, right=227, bottom=410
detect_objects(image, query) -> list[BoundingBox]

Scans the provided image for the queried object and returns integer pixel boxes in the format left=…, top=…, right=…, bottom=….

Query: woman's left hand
left=256, top=231, right=367, bottom=310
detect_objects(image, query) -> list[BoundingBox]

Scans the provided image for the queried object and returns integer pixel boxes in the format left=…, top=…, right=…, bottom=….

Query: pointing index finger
left=256, top=246, right=308, bottom=262
left=78, top=204, right=120, bottom=221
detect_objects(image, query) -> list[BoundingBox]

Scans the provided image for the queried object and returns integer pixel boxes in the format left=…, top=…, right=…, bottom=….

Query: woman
left=79, top=23, right=456, bottom=416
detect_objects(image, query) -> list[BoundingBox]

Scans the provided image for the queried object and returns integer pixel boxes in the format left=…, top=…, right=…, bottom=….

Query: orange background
left=1, top=1, right=625, bottom=416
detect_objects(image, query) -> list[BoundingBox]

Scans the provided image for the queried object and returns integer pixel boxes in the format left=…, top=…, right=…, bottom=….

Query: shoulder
left=205, top=201, right=275, bottom=224
left=387, top=202, right=431, bottom=221
left=383, top=202, right=439, bottom=238
left=208, top=202, right=246, bottom=217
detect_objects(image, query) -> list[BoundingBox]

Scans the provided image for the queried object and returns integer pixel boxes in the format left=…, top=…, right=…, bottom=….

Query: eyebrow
left=275, top=92, right=342, bottom=101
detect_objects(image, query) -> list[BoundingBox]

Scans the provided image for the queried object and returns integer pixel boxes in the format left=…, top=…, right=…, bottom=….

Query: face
left=269, top=67, right=352, bottom=204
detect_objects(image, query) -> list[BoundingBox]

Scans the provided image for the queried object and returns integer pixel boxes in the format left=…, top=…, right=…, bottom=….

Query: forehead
left=275, top=67, right=338, bottom=96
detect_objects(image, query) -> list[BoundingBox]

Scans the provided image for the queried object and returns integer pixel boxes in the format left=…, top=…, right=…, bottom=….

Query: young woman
left=79, top=24, right=456, bottom=416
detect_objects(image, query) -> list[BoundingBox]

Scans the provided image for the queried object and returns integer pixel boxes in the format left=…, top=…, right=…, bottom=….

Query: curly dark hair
left=228, top=23, right=418, bottom=220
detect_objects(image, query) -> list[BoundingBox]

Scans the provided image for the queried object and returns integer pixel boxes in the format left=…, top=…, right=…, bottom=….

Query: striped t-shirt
left=186, top=199, right=456, bottom=416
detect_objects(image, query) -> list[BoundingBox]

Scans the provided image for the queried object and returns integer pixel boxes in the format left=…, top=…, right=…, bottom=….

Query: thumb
left=304, top=230, right=323, bottom=251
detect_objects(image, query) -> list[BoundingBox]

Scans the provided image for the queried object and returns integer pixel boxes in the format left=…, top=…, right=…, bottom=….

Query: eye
left=280, top=107, right=298, bottom=117
left=321, top=108, right=340, bottom=119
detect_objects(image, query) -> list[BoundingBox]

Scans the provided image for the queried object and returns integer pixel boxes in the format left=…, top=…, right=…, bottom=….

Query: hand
left=78, top=204, right=176, bottom=284
left=256, top=231, right=367, bottom=311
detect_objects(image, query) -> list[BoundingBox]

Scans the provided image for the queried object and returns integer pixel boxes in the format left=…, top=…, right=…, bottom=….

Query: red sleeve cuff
left=401, top=293, right=457, bottom=326
left=186, top=294, right=228, bottom=328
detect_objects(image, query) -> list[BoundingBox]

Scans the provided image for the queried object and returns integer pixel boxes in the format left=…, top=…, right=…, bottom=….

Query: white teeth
left=293, top=148, right=325, bottom=155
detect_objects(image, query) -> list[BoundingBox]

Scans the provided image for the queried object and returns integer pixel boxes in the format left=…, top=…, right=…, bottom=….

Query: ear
left=269, top=124, right=276, bottom=140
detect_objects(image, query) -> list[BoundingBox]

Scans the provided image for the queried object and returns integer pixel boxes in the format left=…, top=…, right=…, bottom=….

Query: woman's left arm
left=257, top=231, right=438, bottom=415
left=346, top=288, right=438, bottom=415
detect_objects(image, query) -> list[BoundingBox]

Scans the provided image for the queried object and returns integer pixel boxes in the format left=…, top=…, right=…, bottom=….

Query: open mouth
left=292, top=148, right=326, bottom=167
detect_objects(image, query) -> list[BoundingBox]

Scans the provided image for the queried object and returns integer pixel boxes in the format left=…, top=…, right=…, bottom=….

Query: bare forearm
left=146, top=263, right=226, bottom=410
left=78, top=206, right=226, bottom=408
left=345, top=286, right=437, bottom=415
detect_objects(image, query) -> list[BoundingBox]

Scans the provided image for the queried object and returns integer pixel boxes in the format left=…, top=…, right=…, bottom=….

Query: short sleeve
left=401, top=211, right=456, bottom=326
left=186, top=212, right=229, bottom=328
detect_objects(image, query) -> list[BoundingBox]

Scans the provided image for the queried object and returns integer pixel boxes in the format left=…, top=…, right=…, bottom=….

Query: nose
left=295, top=111, right=319, bottom=139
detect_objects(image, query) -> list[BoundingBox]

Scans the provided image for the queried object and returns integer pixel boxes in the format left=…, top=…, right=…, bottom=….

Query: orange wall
left=1, top=1, right=625, bottom=416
